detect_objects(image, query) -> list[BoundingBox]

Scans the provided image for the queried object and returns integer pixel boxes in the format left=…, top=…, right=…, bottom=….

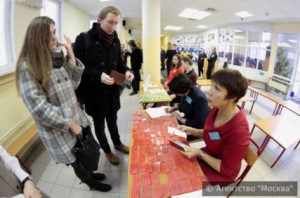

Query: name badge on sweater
left=209, top=132, right=221, bottom=140
left=185, top=96, right=192, bottom=104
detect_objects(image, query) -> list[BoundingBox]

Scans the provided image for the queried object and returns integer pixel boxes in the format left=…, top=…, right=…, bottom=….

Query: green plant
left=274, top=47, right=289, bottom=77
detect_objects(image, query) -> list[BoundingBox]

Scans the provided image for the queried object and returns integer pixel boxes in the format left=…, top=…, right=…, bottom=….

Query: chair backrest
left=227, top=139, right=260, bottom=197
left=236, top=139, right=260, bottom=182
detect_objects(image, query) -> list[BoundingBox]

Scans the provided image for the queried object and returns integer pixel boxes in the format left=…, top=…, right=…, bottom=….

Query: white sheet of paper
left=172, top=189, right=203, bottom=198
left=171, top=189, right=226, bottom=198
left=167, top=126, right=187, bottom=138
left=143, top=74, right=151, bottom=91
left=189, top=140, right=206, bottom=149
left=145, top=106, right=171, bottom=118
left=148, top=88, right=165, bottom=94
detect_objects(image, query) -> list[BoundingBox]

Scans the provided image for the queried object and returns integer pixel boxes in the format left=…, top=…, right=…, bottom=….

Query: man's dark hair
left=182, top=56, right=193, bottom=66
left=168, top=73, right=193, bottom=94
left=128, top=40, right=137, bottom=48
left=211, top=69, right=248, bottom=102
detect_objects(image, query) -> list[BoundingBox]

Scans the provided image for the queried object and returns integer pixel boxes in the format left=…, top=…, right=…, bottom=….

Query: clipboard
left=110, top=70, right=126, bottom=86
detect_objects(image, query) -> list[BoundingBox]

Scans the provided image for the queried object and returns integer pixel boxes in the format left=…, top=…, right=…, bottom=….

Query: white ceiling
left=66, top=0, right=300, bottom=38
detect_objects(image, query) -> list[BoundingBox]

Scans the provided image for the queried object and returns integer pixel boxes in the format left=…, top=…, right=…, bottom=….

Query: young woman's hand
left=69, top=121, right=82, bottom=136
left=59, top=35, right=76, bottom=65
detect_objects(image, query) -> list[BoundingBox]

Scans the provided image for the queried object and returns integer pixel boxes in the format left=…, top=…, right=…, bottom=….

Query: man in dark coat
left=197, top=49, right=207, bottom=77
left=74, top=6, right=134, bottom=165
left=127, top=40, right=143, bottom=95
left=207, top=47, right=218, bottom=79
left=161, top=48, right=166, bottom=70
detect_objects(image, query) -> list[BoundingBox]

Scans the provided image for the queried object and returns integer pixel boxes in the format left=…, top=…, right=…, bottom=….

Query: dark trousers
left=161, top=59, right=165, bottom=69
left=132, top=70, right=141, bottom=92
left=198, top=64, right=203, bottom=76
left=92, top=111, right=121, bottom=153
left=207, top=64, right=214, bottom=79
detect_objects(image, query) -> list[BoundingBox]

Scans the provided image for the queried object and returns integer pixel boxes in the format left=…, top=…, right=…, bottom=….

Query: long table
left=250, top=115, right=300, bottom=168
left=128, top=110, right=207, bottom=198
left=248, top=86, right=284, bottom=115
left=139, top=81, right=172, bottom=109
left=196, top=79, right=212, bottom=89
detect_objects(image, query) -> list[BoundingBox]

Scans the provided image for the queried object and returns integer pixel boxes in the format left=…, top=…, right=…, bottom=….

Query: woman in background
left=164, top=54, right=184, bottom=88
left=179, top=69, right=250, bottom=186
left=16, top=16, right=111, bottom=192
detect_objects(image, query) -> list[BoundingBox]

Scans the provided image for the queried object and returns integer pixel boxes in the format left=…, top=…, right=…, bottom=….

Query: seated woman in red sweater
left=164, top=54, right=184, bottom=88
left=179, top=69, right=250, bottom=186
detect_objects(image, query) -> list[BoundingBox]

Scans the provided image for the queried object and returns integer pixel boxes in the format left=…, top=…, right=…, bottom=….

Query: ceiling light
left=179, top=8, right=211, bottom=20
left=164, top=26, right=183, bottom=31
left=235, top=11, right=253, bottom=18
left=197, top=25, right=207, bottom=29
left=235, top=35, right=245, bottom=40
left=100, top=0, right=114, bottom=2
left=278, top=42, right=291, bottom=47
left=235, top=29, right=242, bottom=33
left=288, top=39, right=298, bottom=43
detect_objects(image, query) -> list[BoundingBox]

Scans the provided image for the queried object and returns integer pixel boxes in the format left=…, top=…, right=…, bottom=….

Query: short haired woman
left=179, top=69, right=250, bottom=186
left=166, top=73, right=209, bottom=141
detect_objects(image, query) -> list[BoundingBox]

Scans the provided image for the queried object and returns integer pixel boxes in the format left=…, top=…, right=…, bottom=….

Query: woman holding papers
left=165, top=73, right=209, bottom=141
left=178, top=69, right=250, bottom=186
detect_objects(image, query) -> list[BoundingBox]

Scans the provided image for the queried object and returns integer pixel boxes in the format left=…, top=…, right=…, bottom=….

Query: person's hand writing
left=165, top=107, right=173, bottom=113
left=23, top=180, right=42, bottom=198
left=125, top=71, right=134, bottom=82
left=59, top=35, right=76, bottom=65
left=179, top=146, right=201, bottom=159
left=69, top=121, right=82, bottom=136
left=101, top=73, right=115, bottom=85
left=172, top=111, right=182, bottom=121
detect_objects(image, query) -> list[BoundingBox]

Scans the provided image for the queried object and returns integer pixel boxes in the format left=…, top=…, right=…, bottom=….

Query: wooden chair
left=227, top=139, right=260, bottom=197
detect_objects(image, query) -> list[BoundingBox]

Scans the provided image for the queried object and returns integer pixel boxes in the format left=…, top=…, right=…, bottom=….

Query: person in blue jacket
left=166, top=73, right=209, bottom=141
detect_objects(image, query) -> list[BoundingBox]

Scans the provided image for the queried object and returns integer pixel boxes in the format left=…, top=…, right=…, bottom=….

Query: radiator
left=267, top=77, right=290, bottom=98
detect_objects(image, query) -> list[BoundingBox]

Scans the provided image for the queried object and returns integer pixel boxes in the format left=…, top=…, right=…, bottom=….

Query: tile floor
left=24, top=84, right=300, bottom=198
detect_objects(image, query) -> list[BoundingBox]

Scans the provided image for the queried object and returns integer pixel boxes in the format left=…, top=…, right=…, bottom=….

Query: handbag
left=73, top=126, right=100, bottom=172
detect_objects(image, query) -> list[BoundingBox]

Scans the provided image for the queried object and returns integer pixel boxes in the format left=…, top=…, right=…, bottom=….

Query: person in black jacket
left=165, top=73, right=209, bottom=141
left=165, top=42, right=177, bottom=75
left=207, top=47, right=218, bottom=79
left=73, top=6, right=134, bottom=166
left=197, top=49, right=207, bottom=77
left=161, top=48, right=166, bottom=70
left=127, top=40, right=143, bottom=95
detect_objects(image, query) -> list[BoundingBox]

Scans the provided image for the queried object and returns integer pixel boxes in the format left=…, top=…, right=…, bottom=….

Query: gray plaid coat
left=18, top=59, right=89, bottom=164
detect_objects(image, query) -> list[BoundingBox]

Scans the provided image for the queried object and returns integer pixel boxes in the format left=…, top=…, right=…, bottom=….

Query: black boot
left=71, top=160, right=111, bottom=192
left=85, top=178, right=112, bottom=192
left=91, top=172, right=106, bottom=181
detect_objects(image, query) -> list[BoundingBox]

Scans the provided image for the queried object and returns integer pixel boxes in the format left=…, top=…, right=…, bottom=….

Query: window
left=0, top=0, right=7, bottom=67
left=0, top=0, right=15, bottom=76
left=41, top=0, right=61, bottom=40
left=274, top=33, right=299, bottom=80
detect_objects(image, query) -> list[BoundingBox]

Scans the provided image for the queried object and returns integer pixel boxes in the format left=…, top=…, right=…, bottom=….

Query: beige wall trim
left=0, top=74, right=15, bottom=86
left=0, top=114, right=33, bottom=145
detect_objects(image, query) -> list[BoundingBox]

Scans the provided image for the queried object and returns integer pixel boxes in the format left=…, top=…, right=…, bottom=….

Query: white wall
left=61, top=1, right=89, bottom=41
